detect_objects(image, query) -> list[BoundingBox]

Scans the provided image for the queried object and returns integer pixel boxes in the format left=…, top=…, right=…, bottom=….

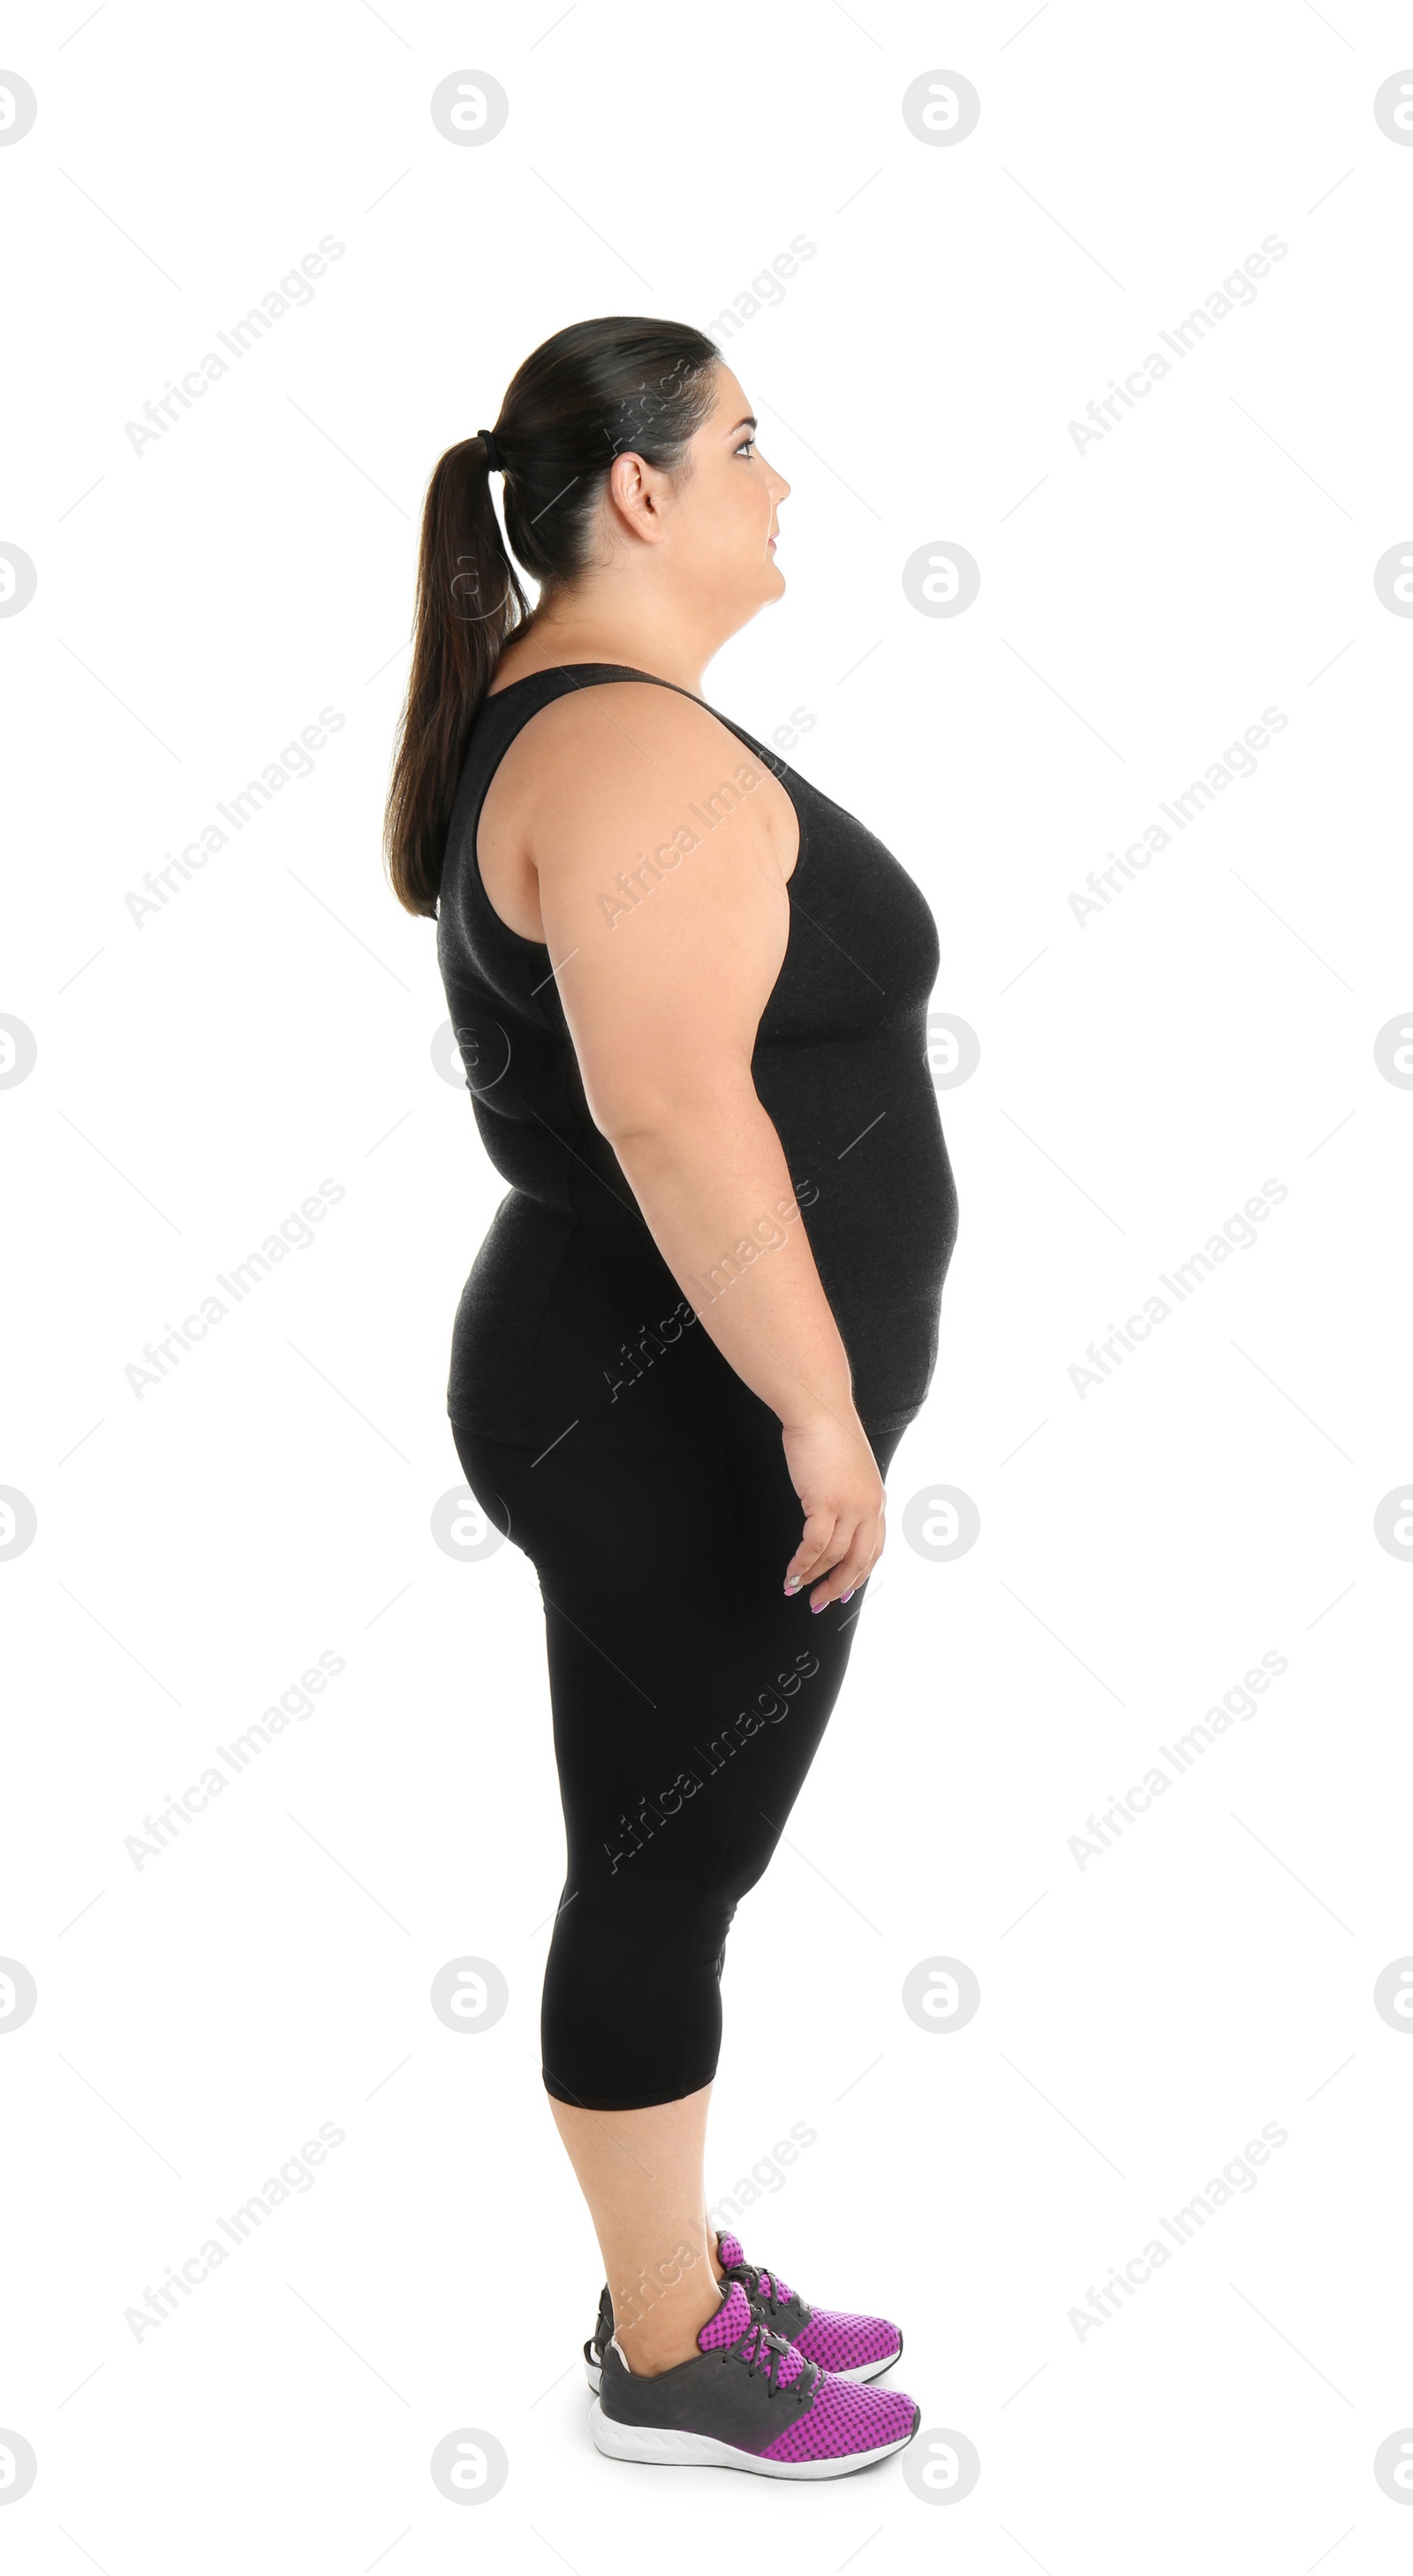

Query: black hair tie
left=479, top=428, right=502, bottom=473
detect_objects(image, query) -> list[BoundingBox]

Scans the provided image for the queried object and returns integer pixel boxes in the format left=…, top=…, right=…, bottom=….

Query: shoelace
left=728, top=2312, right=820, bottom=2405
left=727, top=2256, right=789, bottom=2324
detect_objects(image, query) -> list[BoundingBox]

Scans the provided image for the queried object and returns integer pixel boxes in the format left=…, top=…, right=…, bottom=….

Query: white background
left=4, top=0, right=1413, bottom=2565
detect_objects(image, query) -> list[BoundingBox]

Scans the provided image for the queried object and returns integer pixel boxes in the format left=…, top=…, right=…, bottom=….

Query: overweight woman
left=385, top=318, right=957, bottom=2479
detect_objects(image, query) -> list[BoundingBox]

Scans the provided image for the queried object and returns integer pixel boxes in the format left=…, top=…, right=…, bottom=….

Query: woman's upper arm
left=524, top=686, right=790, bottom=1140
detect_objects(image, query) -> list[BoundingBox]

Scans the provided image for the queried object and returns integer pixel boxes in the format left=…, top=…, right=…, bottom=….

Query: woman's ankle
left=614, top=2271, right=722, bottom=2377
left=617, top=2325, right=709, bottom=2377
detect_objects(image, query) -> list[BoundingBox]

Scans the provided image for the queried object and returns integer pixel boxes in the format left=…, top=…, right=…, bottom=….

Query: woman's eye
left=736, top=438, right=757, bottom=458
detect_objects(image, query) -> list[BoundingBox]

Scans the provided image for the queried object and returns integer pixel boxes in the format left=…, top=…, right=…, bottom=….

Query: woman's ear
left=606, top=451, right=671, bottom=544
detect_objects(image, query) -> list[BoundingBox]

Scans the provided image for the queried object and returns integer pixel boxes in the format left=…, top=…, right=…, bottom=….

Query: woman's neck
left=498, top=594, right=711, bottom=697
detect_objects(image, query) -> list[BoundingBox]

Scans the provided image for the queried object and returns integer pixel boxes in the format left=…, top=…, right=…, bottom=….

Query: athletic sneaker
left=584, top=2228, right=903, bottom=2391
left=590, top=2280, right=919, bottom=2478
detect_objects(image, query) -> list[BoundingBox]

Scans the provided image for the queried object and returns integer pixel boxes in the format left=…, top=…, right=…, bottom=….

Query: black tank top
left=434, top=665, right=958, bottom=1450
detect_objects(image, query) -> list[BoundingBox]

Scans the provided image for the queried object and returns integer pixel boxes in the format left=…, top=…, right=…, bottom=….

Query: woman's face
left=616, top=362, right=790, bottom=631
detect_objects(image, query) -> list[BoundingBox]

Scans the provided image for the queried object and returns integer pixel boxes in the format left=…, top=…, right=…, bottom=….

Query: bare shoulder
left=495, top=681, right=797, bottom=877
left=519, top=683, right=797, bottom=1124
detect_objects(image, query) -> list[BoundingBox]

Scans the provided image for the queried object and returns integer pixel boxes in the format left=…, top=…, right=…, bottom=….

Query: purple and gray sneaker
left=584, top=2229, right=903, bottom=2391
left=590, top=2279, right=919, bottom=2478
left=714, top=2229, right=904, bottom=2382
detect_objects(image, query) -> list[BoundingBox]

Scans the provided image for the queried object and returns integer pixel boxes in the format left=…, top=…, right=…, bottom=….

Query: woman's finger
left=807, top=1519, right=880, bottom=1610
left=783, top=1508, right=841, bottom=1595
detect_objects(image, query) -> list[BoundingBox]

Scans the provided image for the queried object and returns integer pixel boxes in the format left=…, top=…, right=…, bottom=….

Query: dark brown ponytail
left=384, top=316, right=721, bottom=918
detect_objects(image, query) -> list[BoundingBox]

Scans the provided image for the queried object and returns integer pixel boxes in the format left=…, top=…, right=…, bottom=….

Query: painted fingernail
left=783, top=1576, right=801, bottom=1594
left=811, top=1599, right=825, bottom=1614
left=841, top=1588, right=855, bottom=1603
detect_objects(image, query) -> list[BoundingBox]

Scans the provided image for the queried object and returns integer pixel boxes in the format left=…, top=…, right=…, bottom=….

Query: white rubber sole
left=583, top=2337, right=902, bottom=2395
left=589, top=2400, right=917, bottom=2478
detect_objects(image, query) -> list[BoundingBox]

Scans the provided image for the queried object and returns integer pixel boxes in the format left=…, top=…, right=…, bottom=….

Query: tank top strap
left=465, top=660, right=781, bottom=781
left=447, top=670, right=697, bottom=946
left=480, top=662, right=704, bottom=748
left=443, top=662, right=789, bottom=951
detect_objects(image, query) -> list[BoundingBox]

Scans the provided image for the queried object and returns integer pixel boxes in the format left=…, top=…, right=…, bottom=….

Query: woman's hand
left=780, top=1408, right=886, bottom=1613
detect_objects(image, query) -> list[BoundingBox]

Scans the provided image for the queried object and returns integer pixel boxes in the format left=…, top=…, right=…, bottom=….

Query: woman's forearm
left=608, top=1088, right=858, bottom=1433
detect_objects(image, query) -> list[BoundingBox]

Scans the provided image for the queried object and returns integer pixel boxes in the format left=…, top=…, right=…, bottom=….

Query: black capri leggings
left=451, top=1418, right=908, bottom=2111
